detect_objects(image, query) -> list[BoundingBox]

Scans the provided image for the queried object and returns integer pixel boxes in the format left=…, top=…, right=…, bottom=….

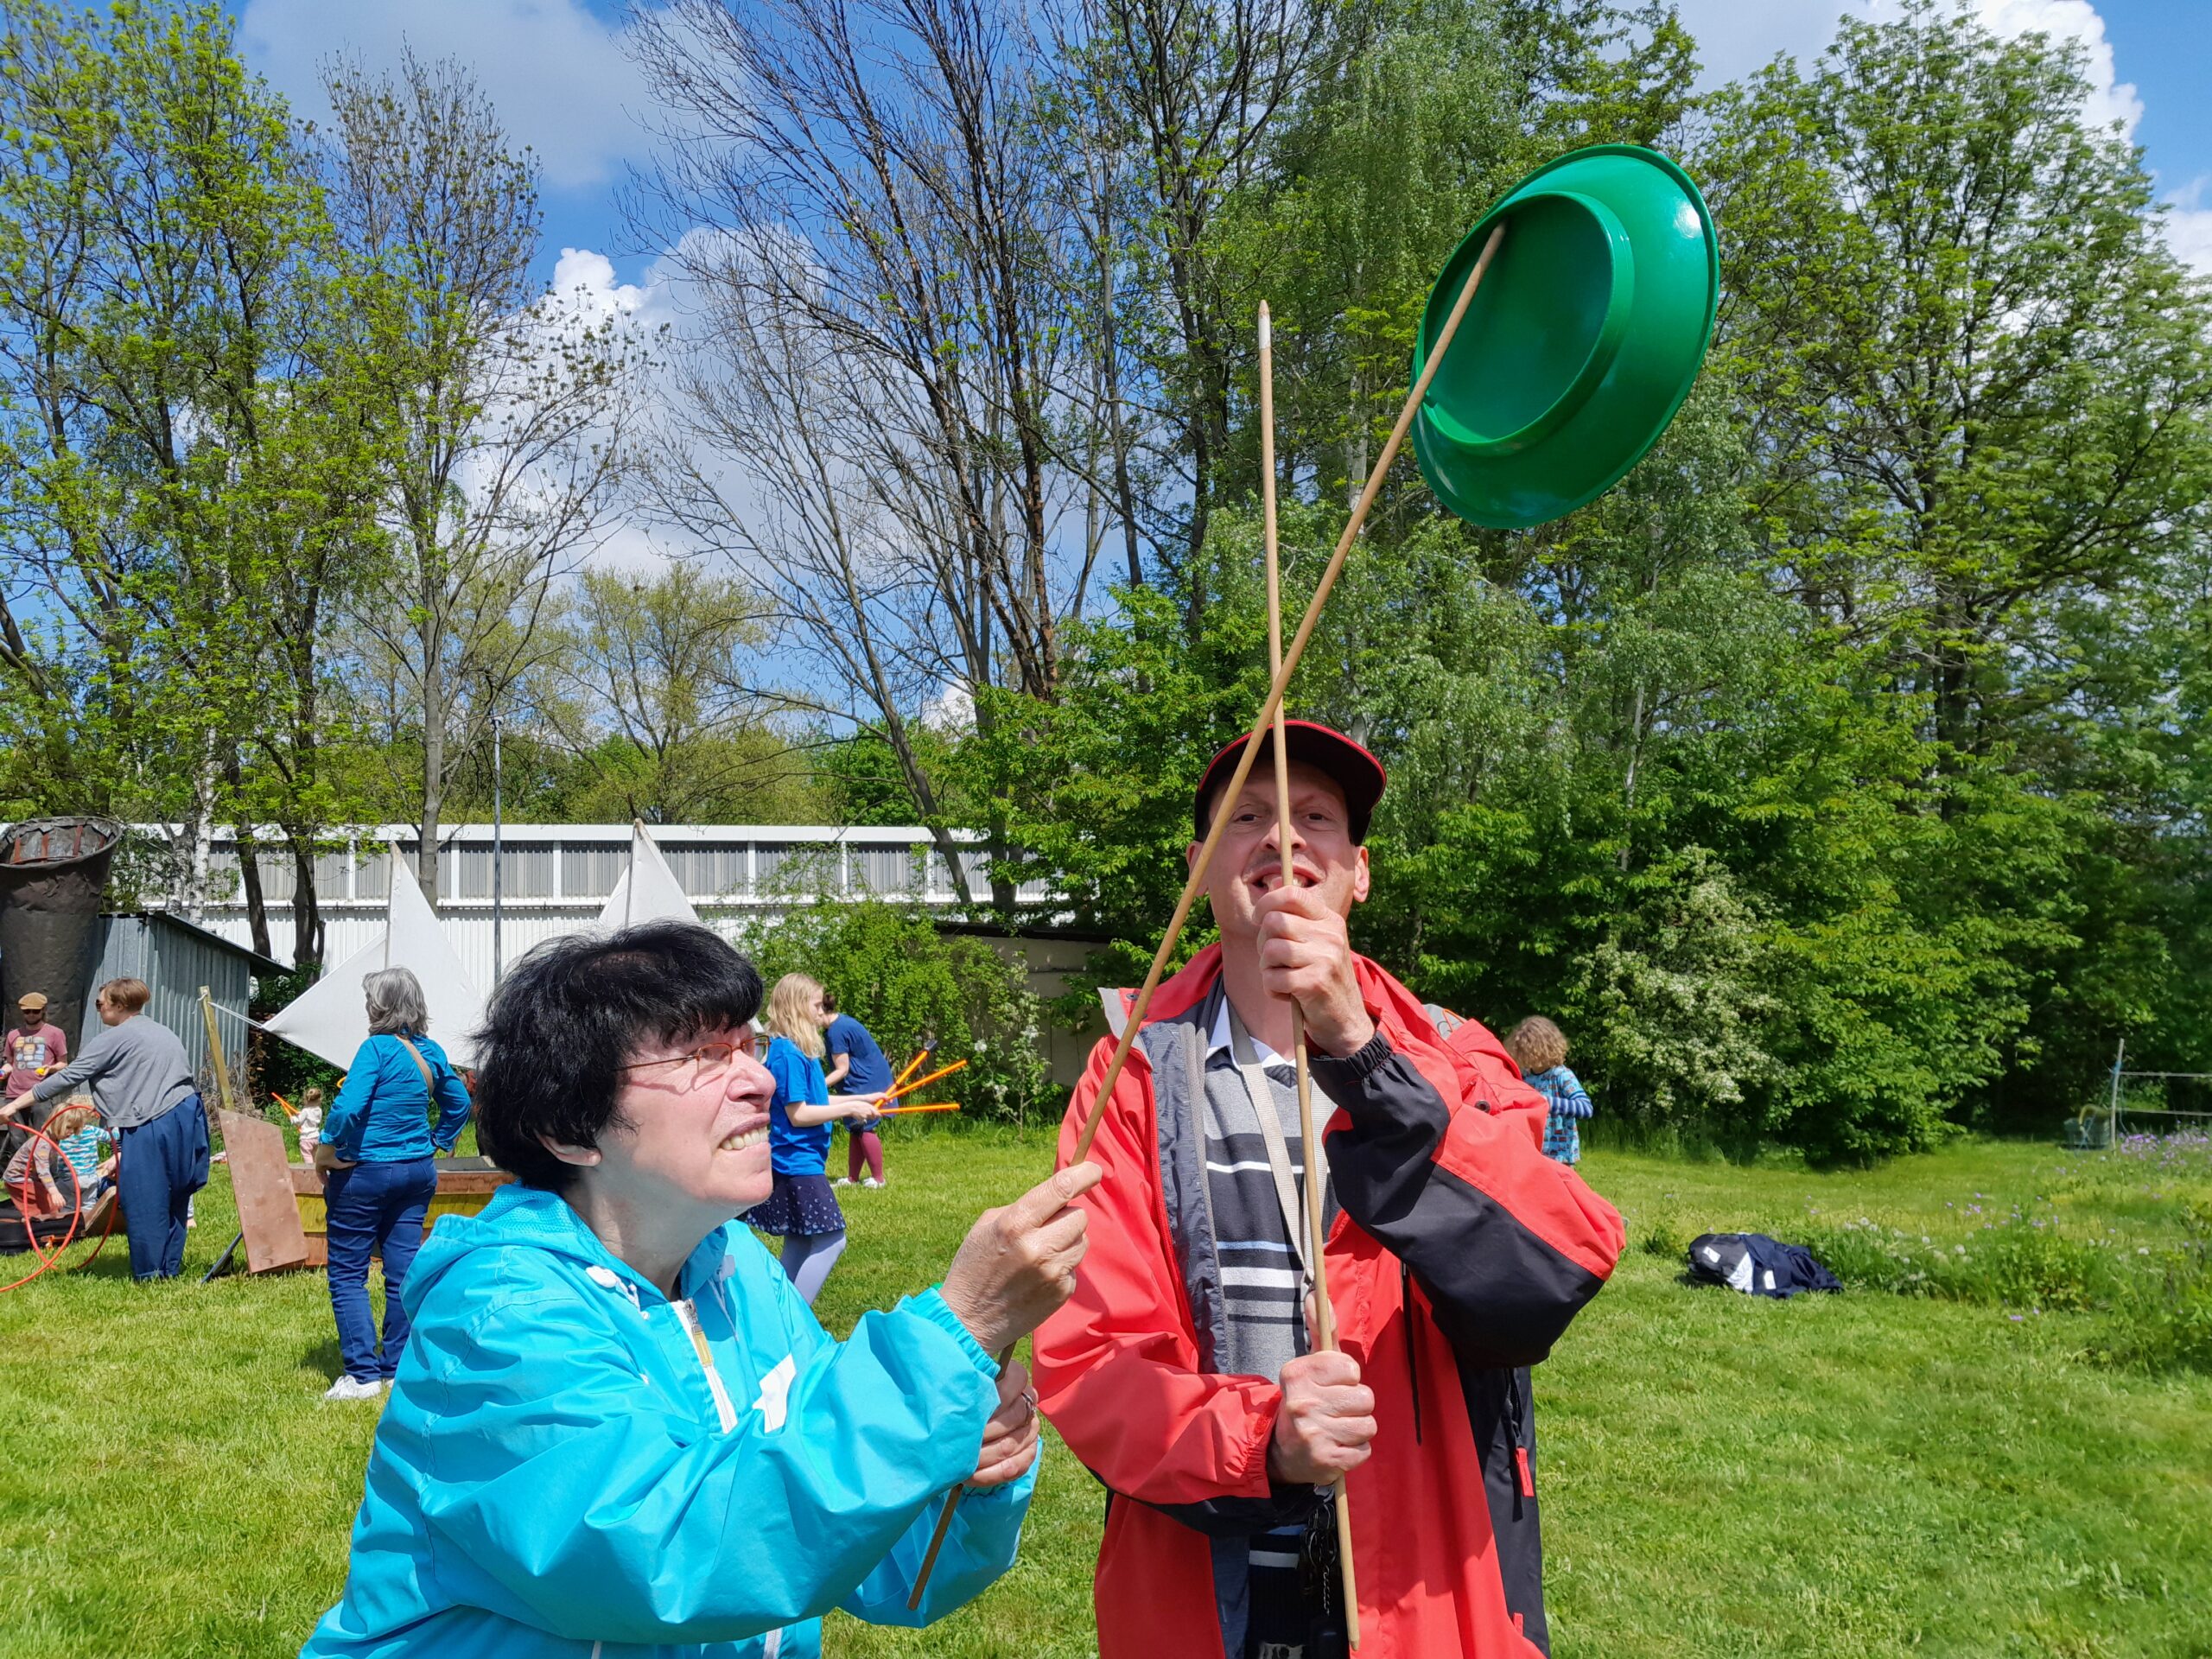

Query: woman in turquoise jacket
left=301, top=921, right=1097, bottom=1659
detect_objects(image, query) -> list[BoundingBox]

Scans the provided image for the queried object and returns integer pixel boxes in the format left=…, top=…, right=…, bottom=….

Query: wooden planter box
left=286, top=1156, right=515, bottom=1269
left=219, top=1109, right=516, bottom=1274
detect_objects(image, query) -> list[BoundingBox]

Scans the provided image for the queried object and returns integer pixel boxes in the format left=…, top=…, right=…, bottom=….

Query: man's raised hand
left=939, top=1161, right=1103, bottom=1356
left=1252, top=882, right=1376, bottom=1058
left=1268, top=1350, right=1377, bottom=1486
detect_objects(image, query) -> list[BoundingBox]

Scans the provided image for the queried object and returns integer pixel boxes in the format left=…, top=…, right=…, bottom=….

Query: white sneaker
left=832, top=1178, right=854, bottom=1187
left=862, top=1177, right=884, bottom=1189
left=323, top=1375, right=385, bottom=1402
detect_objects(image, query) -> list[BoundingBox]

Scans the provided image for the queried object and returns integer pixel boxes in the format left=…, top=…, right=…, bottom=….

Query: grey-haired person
left=318, top=966, right=474, bottom=1401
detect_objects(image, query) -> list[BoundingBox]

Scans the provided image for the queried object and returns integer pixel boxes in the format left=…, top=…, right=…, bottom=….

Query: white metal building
left=190, top=823, right=1057, bottom=987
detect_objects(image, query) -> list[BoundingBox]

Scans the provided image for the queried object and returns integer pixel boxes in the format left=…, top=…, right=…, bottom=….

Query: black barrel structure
left=0, top=817, right=123, bottom=1050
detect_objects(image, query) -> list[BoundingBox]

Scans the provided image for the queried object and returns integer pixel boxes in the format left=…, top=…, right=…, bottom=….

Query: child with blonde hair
left=741, top=973, right=852, bottom=1302
left=4, top=1097, right=112, bottom=1216
left=1506, top=1015, right=1595, bottom=1166
left=293, top=1084, right=327, bottom=1163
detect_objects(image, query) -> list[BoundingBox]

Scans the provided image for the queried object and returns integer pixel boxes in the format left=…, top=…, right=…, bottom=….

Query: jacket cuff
left=1310, top=1028, right=1394, bottom=1090
left=906, top=1286, right=1001, bottom=1379
left=1233, top=1382, right=1285, bottom=1495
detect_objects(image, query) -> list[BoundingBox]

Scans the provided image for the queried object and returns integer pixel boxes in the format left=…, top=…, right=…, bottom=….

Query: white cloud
left=1669, top=0, right=1839, bottom=87
left=2160, top=177, right=2212, bottom=277
left=539, top=246, right=676, bottom=334
left=236, top=0, right=658, bottom=190
left=922, top=683, right=976, bottom=734
left=521, top=240, right=799, bottom=581
left=582, top=518, right=685, bottom=574
left=1677, top=1, right=2140, bottom=137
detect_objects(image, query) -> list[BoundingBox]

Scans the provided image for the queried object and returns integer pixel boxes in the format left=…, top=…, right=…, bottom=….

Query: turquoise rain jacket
left=301, top=1183, right=1033, bottom=1658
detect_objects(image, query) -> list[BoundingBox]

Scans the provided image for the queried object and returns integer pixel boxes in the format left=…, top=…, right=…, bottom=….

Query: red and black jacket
left=1033, top=947, right=1624, bottom=1659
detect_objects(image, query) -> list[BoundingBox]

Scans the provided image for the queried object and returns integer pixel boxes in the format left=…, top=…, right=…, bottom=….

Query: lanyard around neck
left=1225, top=998, right=1313, bottom=1301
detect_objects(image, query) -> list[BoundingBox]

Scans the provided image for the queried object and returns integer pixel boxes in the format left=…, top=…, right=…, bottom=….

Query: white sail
left=264, top=845, right=487, bottom=1069
left=596, top=822, right=701, bottom=931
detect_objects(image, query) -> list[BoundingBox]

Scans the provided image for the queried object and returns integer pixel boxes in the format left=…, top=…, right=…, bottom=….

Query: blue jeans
left=324, top=1158, right=439, bottom=1382
left=117, top=1095, right=209, bottom=1280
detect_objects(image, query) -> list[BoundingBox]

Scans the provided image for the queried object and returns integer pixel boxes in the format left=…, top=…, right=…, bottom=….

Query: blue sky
left=217, top=0, right=2211, bottom=297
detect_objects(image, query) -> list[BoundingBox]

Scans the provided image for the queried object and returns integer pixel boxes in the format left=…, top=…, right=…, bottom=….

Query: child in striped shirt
left=53, top=1098, right=116, bottom=1201
left=1506, top=1016, right=1594, bottom=1166
left=3, top=1098, right=113, bottom=1214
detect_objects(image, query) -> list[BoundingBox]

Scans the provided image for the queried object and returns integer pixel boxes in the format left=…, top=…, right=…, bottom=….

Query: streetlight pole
left=490, top=710, right=505, bottom=985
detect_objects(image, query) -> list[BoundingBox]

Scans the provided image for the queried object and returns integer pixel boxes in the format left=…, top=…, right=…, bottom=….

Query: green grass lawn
left=1, top=1130, right=2207, bottom=1657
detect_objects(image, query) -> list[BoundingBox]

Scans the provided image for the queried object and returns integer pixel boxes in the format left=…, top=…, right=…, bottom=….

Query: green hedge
left=736, top=900, right=1051, bottom=1128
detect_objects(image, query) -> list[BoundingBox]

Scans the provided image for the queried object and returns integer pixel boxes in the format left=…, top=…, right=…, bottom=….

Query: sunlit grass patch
left=0, top=1130, right=2205, bottom=1657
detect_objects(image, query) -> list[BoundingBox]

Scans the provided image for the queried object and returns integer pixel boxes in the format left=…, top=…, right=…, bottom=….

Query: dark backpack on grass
left=1687, top=1232, right=1841, bottom=1299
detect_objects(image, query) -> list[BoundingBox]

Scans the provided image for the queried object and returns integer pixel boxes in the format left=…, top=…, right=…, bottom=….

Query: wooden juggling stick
left=1259, top=301, right=1360, bottom=1648
left=907, top=220, right=1508, bottom=1612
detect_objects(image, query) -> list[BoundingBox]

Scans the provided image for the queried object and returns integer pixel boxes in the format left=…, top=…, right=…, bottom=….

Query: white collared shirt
left=1207, top=998, right=1291, bottom=1070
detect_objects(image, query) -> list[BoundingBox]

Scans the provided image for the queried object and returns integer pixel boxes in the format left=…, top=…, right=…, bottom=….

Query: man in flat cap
left=1033, top=721, right=1624, bottom=1658
left=3, top=991, right=67, bottom=1164
left=5, top=992, right=66, bottom=1106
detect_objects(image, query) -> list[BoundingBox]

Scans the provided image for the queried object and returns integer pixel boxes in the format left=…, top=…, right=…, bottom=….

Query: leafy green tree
left=0, top=0, right=374, bottom=949
left=1569, top=847, right=1777, bottom=1138
left=1233, top=0, right=1696, bottom=512
left=531, top=565, right=817, bottom=824
left=327, top=50, right=645, bottom=906
left=1702, top=0, right=2212, bottom=759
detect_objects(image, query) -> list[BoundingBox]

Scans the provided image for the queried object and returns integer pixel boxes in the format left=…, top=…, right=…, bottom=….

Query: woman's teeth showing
left=718, top=1126, right=768, bottom=1153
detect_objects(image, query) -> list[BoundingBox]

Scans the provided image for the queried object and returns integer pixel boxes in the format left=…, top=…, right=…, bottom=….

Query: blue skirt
left=745, top=1172, right=845, bottom=1237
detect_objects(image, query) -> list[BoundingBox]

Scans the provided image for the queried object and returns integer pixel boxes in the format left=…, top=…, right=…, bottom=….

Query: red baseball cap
left=1193, top=720, right=1388, bottom=845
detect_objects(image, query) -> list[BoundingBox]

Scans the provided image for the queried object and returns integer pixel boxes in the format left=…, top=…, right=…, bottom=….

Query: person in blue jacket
left=300, top=920, right=1099, bottom=1659
left=317, top=966, right=474, bottom=1402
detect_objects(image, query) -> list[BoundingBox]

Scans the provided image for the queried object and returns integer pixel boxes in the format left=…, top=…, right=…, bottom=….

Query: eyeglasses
left=616, top=1032, right=757, bottom=1087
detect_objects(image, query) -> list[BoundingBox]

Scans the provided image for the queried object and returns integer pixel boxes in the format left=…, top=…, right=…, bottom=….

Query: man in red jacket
left=1033, top=721, right=1624, bottom=1659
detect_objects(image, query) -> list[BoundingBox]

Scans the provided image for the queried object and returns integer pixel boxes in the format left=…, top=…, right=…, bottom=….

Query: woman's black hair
left=472, top=920, right=765, bottom=1192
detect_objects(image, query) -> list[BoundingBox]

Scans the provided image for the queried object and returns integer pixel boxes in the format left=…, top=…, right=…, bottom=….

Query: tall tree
left=631, top=0, right=1109, bottom=906
left=0, top=0, right=358, bottom=934
left=534, top=565, right=806, bottom=823
left=1067, top=0, right=1335, bottom=617
left=326, top=51, right=643, bottom=905
left=1703, top=0, right=2212, bottom=759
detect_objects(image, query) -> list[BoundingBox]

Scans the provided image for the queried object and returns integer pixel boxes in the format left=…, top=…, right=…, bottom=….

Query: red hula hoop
left=0, top=1116, right=116, bottom=1293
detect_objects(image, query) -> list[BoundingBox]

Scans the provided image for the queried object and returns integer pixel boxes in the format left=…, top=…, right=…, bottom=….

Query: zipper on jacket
left=1507, top=1369, right=1534, bottom=1503
left=1401, top=1258, right=1423, bottom=1445
left=672, top=1298, right=739, bottom=1432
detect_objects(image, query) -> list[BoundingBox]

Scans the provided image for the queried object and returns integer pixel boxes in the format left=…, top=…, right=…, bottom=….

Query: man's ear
left=1185, top=840, right=1204, bottom=880
left=1350, top=846, right=1372, bottom=906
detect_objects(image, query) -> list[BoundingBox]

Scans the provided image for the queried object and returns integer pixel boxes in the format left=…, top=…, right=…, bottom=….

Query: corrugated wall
left=91, top=917, right=251, bottom=1102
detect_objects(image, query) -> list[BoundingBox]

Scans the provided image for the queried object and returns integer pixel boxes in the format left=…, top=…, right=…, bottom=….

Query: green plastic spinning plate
left=1409, top=144, right=1719, bottom=530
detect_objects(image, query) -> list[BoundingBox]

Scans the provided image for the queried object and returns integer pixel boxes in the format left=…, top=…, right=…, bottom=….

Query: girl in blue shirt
left=743, top=973, right=855, bottom=1302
